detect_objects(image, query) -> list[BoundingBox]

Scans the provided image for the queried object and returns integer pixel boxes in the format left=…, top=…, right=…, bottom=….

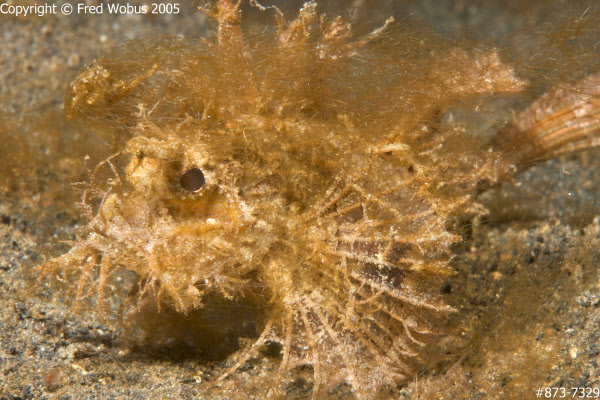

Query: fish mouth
left=93, top=186, right=263, bottom=314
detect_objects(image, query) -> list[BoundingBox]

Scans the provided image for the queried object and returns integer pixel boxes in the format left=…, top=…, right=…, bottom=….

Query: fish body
left=41, top=1, right=600, bottom=397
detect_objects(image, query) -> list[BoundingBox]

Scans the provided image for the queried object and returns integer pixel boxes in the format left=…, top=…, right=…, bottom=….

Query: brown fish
left=39, top=1, right=600, bottom=398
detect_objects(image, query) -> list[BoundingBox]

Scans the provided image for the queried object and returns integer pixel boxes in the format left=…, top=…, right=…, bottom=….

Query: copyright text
left=0, top=2, right=180, bottom=17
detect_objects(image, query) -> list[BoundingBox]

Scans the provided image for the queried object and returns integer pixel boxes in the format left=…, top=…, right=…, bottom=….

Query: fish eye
left=180, top=167, right=205, bottom=192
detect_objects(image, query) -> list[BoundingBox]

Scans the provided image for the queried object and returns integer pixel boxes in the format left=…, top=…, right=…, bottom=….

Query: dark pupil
left=180, top=168, right=205, bottom=192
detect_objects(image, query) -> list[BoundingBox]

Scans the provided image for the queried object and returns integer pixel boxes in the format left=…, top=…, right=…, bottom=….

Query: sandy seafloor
left=1, top=1, right=600, bottom=399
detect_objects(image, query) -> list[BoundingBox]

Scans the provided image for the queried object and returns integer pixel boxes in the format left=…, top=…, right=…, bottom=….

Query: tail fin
left=489, top=72, right=600, bottom=176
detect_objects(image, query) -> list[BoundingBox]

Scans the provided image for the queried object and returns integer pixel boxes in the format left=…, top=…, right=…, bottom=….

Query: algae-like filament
left=39, top=1, right=600, bottom=398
